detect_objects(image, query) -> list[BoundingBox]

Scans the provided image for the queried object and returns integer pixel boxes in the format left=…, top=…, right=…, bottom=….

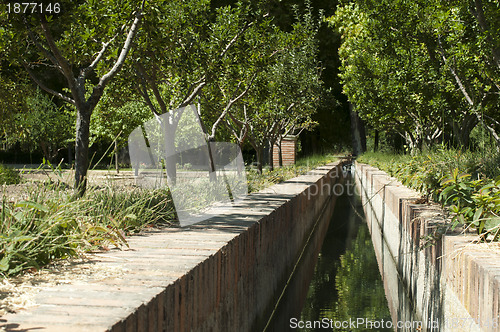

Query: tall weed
left=0, top=185, right=175, bottom=277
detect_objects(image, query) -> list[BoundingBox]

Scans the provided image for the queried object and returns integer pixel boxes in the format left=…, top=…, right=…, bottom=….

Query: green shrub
left=358, top=148, right=500, bottom=241
left=437, top=170, right=500, bottom=241
left=0, top=165, right=21, bottom=185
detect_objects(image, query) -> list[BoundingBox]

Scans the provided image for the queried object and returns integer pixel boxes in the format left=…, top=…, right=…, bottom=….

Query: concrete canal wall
left=355, top=162, right=500, bottom=332
left=0, top=162, right=344, bottom=332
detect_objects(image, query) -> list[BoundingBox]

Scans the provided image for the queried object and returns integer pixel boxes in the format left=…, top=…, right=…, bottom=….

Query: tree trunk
left=237, top=142, right=244, bottom=176
left=268, top=139, right=274, bottom=171
left=164, top=121, right=177, bottom=186
left=404, top=131, right=420, bottom=155
left=460, top=114, right=477, bottom=148
left=40, top=141, right=51, bottom=163
left=207, top=139, right=217, bottom=182
left=255, top=146, right=263, bottom=175
left=114, top=140, right=119, bottom=174
left=349, top=103, right=366, bottom=156
left=278, top=139, right=283, bottom=167
left=74, top=108, right=92, bottom=196
left=374, top=130, right=379, bottom=152
left=451, top=113, right=477, bottom=148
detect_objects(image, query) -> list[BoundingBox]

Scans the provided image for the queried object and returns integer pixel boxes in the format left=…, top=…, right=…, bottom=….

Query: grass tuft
left=0, top=185, right=175, bottom=277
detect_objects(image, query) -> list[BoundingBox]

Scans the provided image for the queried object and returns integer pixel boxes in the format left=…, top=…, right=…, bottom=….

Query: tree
left=434, top=0, right=500, bottom=149
left=331, top=2, right=443, bottom=151
left=269, top=6, right=323, bottom=167
left=130, top=0, right=263, bottom=183
left=6, top=88, right=74, bottom=163
left=221, top=3, right=323, bottom=172
left=90, top=84, right=151, bottom=173
left=131, top=1, right=286, bottom=180
left=331, top=0, right=500, bottom=152
left=200, top=8, right=277, bottom=168
left=2, top=0, right=146, bottom=195
left=262, top=0, right=350, bottom=155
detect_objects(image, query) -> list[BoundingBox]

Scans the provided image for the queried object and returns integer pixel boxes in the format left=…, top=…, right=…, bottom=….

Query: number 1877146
left=6, top=3, right=61, bottom=14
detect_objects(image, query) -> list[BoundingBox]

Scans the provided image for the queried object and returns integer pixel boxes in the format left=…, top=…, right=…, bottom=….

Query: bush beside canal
left=358, top=148, right=500, bottom=242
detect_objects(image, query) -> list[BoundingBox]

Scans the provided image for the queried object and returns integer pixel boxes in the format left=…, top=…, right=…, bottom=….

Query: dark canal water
left=265, top=181, right=392, bottom=331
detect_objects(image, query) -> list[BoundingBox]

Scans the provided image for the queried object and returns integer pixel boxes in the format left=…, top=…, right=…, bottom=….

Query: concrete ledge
left=444, top=237, right=500, bottom=328
left=356, top=161, right=500, bottom=332
left=0, top=162, right=343, bottom=332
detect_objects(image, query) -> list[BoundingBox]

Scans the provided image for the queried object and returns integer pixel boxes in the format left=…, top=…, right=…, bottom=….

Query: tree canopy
left=331, top=0, right=500, bottom=152
left=0, top=0, right=340, bottom=182
left=1, top=0, right=147, bottom=194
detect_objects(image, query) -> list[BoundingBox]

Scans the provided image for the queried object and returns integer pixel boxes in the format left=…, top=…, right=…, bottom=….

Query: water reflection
left=298, top=190, right=391, bottom=331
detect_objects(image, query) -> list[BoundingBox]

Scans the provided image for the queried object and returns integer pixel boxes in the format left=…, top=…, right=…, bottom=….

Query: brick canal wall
left=355, top=162, right=500, bottom=332
left=0, top=162, right=344, bottom=332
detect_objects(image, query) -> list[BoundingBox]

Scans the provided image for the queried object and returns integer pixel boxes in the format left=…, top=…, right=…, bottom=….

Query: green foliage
left=0, top=165, right=20, bottom=185
left=2, top=0, right=143, bottom=73
left=359, top=149, right=500, bottom=241
left=246, top=153, right=337, bottom=192
left=330, top=0, right=500, bottom=151
left=91, top=89, right=151, bottom=147
left=6, top=89, right=74, bottom=162
left=132, top=0, right=214, bottom=111
left=217, top=2, right=325, bottom=170
left=439, top=170, right=500, bottom=241
left=0, top=196, right=77, bottom=275
left=0, top=182, right=174, bottom=277
left=0, top=64, right=31, bottom=135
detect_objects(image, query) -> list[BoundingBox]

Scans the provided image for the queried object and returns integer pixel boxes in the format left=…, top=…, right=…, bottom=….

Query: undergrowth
left=0, top=165, right=21, bottom=185
left=358, top=148, right=500, bottom=241
left=246, top=153, right=339, bottom=193
left=0, top=184, right=174, bottom=277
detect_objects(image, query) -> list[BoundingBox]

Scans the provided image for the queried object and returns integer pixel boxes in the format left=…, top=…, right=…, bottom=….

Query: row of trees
left=331, top=0, right=500, bottom=152
left=0, top=0, right=326, bottom=195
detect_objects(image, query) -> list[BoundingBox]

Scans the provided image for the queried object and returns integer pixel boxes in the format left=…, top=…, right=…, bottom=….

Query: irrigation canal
left=265, top=176, right=392, bottom=331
